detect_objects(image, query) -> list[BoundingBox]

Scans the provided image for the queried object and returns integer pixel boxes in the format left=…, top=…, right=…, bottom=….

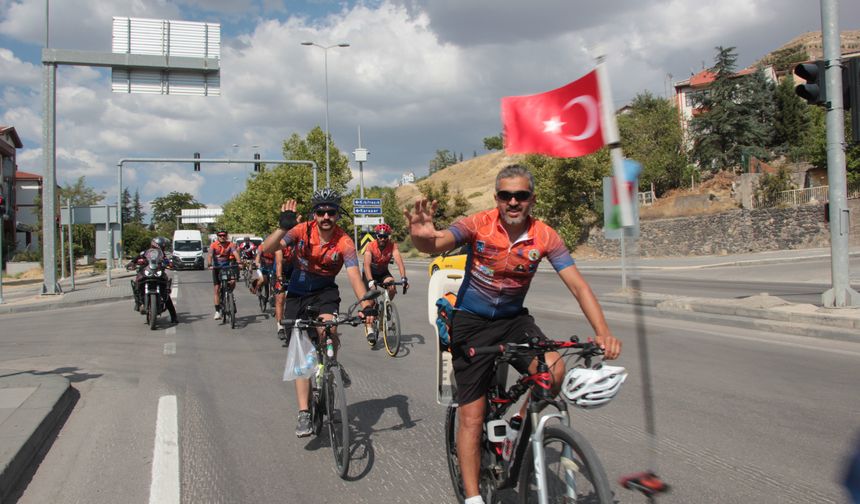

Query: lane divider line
left=149, top=395, right=180, bottom=504
left=166, top=326, right=176, bottom=336
left=163, top=342, right=176, bottom=355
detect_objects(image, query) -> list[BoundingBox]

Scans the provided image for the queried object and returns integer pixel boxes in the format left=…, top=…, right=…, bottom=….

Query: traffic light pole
left=820, top=0, right=860, bottom=307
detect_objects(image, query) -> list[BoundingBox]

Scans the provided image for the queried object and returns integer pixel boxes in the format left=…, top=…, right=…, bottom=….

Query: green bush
left=11, top=250, right=42, bottom=262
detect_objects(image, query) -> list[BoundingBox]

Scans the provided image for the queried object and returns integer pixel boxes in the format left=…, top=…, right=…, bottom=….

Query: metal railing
left=638, top=190, right=655, bottom=206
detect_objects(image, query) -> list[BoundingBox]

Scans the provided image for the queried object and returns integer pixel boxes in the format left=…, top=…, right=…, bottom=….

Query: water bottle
left=502, top=414, right=523, bottom=462
left=326, top=337, right=334, bottom=358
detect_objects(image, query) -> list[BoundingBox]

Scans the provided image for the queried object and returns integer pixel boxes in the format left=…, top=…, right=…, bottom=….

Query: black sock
left=215, top=305, right=220, bottom=311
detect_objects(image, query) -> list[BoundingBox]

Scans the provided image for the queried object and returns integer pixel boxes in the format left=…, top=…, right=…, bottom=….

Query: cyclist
left=261, top=188, right=375, bottom=438
left=240, top=237, right=256, bottom=270
left=274, top=243, right=296, bottom=340
left=405, top=163, right=621, bottom=504
left=208, top=230, right=242, bottom=320
left=250, top=246, right=276, bottom=296
left=362, top=222, right=408, bottom=345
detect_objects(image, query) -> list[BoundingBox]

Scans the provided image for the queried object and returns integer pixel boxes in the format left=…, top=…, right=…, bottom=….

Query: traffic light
left=794, top=61, right=827, bottom=105
left=193, top=152, right=201, bottom=172
left=253, top=152, right=261, bottom=172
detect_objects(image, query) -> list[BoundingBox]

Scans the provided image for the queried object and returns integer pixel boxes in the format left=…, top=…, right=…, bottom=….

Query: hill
left=395, top=151, right=525, bottom=213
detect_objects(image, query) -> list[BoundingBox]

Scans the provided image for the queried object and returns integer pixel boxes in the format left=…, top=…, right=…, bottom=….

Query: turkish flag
left=502, top=70, right=606, bottom=158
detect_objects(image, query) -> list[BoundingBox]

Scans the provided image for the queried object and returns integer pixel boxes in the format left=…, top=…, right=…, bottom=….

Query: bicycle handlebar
left=467, top=337, right=602, bottom=359
left=375, top=279, right=408, bottom=294
left=281, top=314, right=364, bottom=329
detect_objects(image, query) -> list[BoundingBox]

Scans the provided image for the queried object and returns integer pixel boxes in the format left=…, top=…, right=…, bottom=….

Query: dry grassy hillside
left=395, top=151, right=525, bottom=212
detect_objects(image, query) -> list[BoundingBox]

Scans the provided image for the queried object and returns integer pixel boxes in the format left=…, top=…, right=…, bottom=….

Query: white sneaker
left=214, top=310, right=222, bottom=320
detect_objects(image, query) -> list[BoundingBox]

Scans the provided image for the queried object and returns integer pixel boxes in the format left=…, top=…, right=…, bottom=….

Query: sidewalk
left=0, top=269, right=135, bottom=315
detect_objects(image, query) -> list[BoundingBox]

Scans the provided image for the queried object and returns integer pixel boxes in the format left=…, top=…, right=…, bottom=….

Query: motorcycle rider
left=133, top=237, right=178, bottom=323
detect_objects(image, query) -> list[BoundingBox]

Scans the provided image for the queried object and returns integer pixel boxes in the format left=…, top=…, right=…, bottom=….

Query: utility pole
left=820, top=0, right=860, bottom=307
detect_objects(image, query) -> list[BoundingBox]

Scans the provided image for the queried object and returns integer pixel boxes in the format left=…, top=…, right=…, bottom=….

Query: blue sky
left=1, top=0, right=858, bottom=216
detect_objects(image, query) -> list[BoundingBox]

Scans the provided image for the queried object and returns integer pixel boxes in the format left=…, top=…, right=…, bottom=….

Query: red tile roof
left=15, top=171, right=42, bottom=180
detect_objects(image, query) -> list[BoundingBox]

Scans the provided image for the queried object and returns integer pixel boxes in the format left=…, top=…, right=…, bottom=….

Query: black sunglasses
left=377, top=234, right=390, bottom=238
left=496, top=190, right=532, bottom=202
left=315, top=208, right=338, bottom=217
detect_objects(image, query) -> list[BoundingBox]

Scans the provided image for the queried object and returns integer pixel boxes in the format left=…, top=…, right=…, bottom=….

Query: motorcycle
left=140, top=248, right=175, bottom=330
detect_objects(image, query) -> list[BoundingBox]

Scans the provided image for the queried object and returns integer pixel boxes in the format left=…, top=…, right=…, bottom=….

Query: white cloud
left=1, top=0, right=858, bottom=210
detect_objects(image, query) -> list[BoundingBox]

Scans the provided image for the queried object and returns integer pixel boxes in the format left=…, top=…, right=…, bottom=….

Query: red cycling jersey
left=210, top=241, right=239, bottom=267
left=365, top=239, right=394, bottom=275
left=448, top=209, right=574, bottom=319
left=280, top=221, right=358, bottom=295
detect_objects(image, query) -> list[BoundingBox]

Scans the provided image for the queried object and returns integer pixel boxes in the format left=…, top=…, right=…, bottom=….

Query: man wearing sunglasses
left=208, top=231, right=243, bottom=320
left=261, top=188, right=375, bottom=438
left=362, top=223, right=408, bottom=344
left=405, top=164, right=621, bottom=504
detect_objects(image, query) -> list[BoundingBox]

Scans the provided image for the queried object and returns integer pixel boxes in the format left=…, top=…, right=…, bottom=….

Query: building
left=1, top=126, right=23, bottom=260
left=399, top=172, right=415, bottom=186
left=14, top=171, right=42, bottom=252
left=673, top=65, right=778, bottom=147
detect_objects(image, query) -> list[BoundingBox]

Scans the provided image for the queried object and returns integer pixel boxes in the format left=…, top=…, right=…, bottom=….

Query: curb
left=603, top=291, right=860, bottom=343
left=0, top=293, right=133, bottom=315
left=0, top=372, right=75, bottom=502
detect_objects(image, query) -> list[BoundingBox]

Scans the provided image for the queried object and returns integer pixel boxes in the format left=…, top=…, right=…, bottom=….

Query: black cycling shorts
left=450, top=309, right=547, bottom=405
left=284, top=285, right=341, bottom=321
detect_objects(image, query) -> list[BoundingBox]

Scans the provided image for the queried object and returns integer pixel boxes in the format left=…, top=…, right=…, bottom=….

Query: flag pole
left=595, top=55, right=633, bottom=227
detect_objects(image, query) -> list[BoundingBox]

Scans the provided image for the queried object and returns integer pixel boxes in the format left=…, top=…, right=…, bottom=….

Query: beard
left=500, top=205, right=530, bottom=225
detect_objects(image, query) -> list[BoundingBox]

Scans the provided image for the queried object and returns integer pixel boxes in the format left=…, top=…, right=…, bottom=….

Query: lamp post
left=301, top=41, right=350, bottom=188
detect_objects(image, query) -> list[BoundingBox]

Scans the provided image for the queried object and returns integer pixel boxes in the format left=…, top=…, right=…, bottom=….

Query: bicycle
left=241, top=258, right=254, bottom=288
left=257, top=268, right=273, bottom=314
left=445, top=336, right=622, bottom=504
left=363, top=279, right=407, bottom=357
left=218, top=264, right=239, bottom=329
left=281, top=290, right=381, bottom=478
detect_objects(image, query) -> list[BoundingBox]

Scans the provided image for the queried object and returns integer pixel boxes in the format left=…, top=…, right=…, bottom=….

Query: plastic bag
left=283, top=326, right=318, bottom=381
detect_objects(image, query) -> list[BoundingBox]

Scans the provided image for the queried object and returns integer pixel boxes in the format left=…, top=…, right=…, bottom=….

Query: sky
left=1, top=0, right=859, bottom=214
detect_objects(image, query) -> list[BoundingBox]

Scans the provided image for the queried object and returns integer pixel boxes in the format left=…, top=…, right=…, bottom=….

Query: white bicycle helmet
left=562, top=364, right=628, bottom=408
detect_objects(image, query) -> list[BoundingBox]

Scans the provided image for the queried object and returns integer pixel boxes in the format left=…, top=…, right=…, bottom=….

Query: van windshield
left=174, top=240, right=202, bottom=252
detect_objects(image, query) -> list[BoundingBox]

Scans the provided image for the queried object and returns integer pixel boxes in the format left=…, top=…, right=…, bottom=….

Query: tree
left=429, top=150, right=457, bottom=174
left=131, top=189, right=145, bottom=224
left=220, top=127, right=353, bottom=235
left=526, top=152, right=607, bottom=248
left=122, top=222, right=156, bottom=256
left=617, top=92, right=687, bottom=195
left=483, top=134, right=503, bottom=150
left=150, top=192, right=203, bottom=236
left=755, top=166, right=795, bottom=207
left=57, top=176, right=105, bottom=258
left=416, top=181, right=469, bottom=230
left=689, top=47, right=773, bottom=171
left=773, top=74, right=811, bottom=157
left=121, top=188, right=132, bottom=224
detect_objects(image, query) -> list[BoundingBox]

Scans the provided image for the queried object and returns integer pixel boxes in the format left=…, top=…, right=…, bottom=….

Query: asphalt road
left=1, top=265, right=858, bottom=503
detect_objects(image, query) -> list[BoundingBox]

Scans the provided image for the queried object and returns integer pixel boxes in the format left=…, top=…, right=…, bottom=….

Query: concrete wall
left=586, top=199, right=860, bottom=257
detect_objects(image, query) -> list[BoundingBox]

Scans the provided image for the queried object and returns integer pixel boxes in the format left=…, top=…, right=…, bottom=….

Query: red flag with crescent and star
left=501, top=70, right=606, bottom=158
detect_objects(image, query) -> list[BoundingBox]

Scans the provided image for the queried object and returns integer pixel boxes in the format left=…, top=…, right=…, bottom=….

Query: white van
left=172, top=230, right=205, bottom=270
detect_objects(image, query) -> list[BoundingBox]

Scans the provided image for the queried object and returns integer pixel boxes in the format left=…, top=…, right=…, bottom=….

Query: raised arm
left=404, top=199, right=456, bottom=254
left=262, top=200, right=299, bottom=253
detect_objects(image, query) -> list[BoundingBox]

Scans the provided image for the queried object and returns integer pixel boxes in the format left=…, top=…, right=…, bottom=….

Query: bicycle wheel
left=326, top=363, right=350, bottom=478
left=228, top=291, right=237, bottom=329
left=382, top=300, right=401, bottom=357
left=445, top=406, right=498, bottom=503
left=517, top=424, right=612, bottom=504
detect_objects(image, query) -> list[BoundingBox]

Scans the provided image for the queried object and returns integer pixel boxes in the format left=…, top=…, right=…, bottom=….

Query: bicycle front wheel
left=445, top=406, right=498, bottom=503
left=326, top=363, right=350, bottom=478
left=517, top=425, right=612, bottom=504
left=382, top=301, right=401, bottom=357
left=228, top=291, right=237, bottom=329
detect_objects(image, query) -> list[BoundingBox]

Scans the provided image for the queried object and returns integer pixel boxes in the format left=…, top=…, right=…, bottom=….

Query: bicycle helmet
left=374, top=223, right=392, bottom=235
left=311, top=187, right=342, bottom=209
left=151, top=236, right=169, bottom=250
left=561, top=364, right=627, bottom=409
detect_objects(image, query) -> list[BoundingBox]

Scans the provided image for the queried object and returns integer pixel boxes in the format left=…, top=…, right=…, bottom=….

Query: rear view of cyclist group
left=207, top=163, right=627, bottom=503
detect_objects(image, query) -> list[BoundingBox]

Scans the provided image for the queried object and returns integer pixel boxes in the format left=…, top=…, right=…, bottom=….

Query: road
left=1, top=265, right=858, bottom=503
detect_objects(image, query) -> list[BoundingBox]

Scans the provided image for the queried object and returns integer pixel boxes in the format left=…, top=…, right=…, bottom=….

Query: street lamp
left=301, top=41, right=350, bottom=188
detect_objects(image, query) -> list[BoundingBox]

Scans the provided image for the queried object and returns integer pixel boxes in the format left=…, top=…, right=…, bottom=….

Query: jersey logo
left=514, top=264, right=526, bottom=272
left=528, top=248, right=540, bottom=261
left=475, top=240, right=485, bottom=253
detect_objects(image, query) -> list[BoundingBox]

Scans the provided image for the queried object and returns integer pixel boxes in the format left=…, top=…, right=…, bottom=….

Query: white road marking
left=149, top=395, right=180, bottom=504
left=171, top=277, right=179, bottom=300
left=166, top=326, right=176, bottom=336
left=163, top=342, right=176, bottom=355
